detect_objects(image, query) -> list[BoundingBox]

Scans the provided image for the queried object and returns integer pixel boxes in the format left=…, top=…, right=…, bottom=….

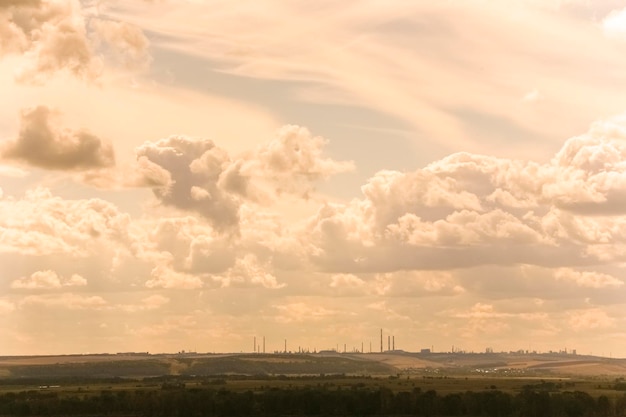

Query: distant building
left=420, top=349, right=431, bottom=354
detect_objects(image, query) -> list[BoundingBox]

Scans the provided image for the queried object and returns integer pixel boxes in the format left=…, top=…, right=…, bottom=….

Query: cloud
left=145, top=264, right=204, bottom=289
left=568, top=308, right=616, bottom=331
left=211, top=254, right=285, bottom=289
left=0, top=299, right=15, bottom=314
left=0, top=187, right=133, bottom=257
left=0, top=0, right=152, bottom=81
left=602, top=7, right=626, bottom=40
left=306, top=118, right=626, bottom=272
left=330, top=273, right=366, bottom=294
left=11, top=270, right=87, bottom=289
left=135, top=135, right=240, bottom=231
left=119, top=294, right=170, bottom=312
left=6, top=0, right=102, bottom=82
left=0, top=165, right=28, bottom=177
left=1, top=106, right=115, bottom=170
left=91, top=19, right=151, bottom=70
left=21, top=293, right=108, bottom=310
left=135, top=125, right=352, bottom=231
left=0, top=0, right=41, bottom=7
left=374, top=271, right=464, bottom=297
left=231, top=125, right=355, bottom=199
left=274, top=302, right=337, bottom=323
left=554, top=268, right=623, bottom=289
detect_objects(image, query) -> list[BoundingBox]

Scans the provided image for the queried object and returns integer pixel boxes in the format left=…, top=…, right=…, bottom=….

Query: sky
left=2, top=0, right=626, bottom=357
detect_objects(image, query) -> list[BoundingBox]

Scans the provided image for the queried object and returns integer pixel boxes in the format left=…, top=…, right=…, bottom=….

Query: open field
left=1, top=353, right=626, bottom=416
left=1, top=351, right=626, bottom=380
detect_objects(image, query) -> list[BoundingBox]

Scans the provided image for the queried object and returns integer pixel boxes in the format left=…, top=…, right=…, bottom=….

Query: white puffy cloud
left=211, top=254, right=285, bottom=289
left=307, top=118, right=626, bottom=272
left=330, top=273, right=366, bottom=294
left=145, top=264, right=204, bottom=289
left=1, top=106, right=115, bottom=170
left=11, top=270, right=87, bottom=289
left=0, top=0, right=151, bottom=81
left=232, top=125, right=354, bottom=198
left=0, top=187, right=133, bottom=257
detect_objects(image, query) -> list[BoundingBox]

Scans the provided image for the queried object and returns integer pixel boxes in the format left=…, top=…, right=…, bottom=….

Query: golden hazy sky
left=2, top=0, right=626, bottom=356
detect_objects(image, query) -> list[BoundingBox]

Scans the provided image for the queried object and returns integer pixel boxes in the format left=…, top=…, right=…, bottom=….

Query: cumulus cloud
left=90, top=19, right=151, bottom=70
left=135, top=135, right=240, bottom=231
left=330, top=273, right=366, bottom=295
left=4, top=0, right=102, bottom=81
left=211, top=254, right=285, bottom=289
left=145, top=264, right=204, bottom=289
left=1, top=106, right=115, bottom=170
left=135, top=126, right=352, bottom=231
left=307, top=118, right=626, bottom=272
left=0, top=187, right=133, bottom=257
left=233, top=125, right=355, bottom=199
left=0, top=0, right=152, bottom=81
left=11, top=270, right=87, bottom=289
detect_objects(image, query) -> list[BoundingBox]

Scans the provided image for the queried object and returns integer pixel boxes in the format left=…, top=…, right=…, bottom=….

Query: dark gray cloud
left=135, top=136, right=240, bottom=232
left=1, top=106, right=115, bottom=170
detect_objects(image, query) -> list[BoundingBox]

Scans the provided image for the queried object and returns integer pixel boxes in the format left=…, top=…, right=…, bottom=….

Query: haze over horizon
left=2, top=0, right=626, bottom=358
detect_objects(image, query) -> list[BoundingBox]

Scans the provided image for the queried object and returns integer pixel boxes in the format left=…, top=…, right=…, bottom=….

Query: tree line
left=1, top=385, right=625, bottom=416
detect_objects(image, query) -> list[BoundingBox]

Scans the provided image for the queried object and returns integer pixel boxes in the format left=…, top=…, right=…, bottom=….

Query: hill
left=0, top=351, right=625, bottom=379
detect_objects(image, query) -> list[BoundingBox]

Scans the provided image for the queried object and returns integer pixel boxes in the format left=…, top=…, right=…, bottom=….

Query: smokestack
left=263, top=336, right=265, bottom=354
left=388, top=335, right=390, bottom=352
left=393, top=336, right=395, bottom=351
left=254, top=336, right=256, bottom=353
left=284, top=339, right=287, bottom=353
left=380, top=329, right=383, bottom=353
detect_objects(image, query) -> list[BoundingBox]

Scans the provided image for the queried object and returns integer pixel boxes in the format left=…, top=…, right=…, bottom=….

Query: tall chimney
left=393, top=336, right=395, bottom=351
left=388, top=335, right=390, bottom=351
left=380, top=329, right=383, bottom=353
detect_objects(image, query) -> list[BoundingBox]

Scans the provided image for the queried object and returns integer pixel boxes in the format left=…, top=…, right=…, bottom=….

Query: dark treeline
left=1, top=385, right=626, bottom=416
